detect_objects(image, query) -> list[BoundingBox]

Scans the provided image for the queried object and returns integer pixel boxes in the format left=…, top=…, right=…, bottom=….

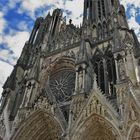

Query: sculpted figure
left=118, top=59, right=126, bottom=80
left=78, top=71, right=83, bottom=91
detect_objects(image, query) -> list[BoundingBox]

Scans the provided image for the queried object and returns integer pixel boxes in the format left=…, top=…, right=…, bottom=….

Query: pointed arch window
left=111, top=0, right=114, bottom=6
left=138, top=59, right=140, bottom=66
left=98, top=24, right=102, bottom=39
left=90, top=0, right=92, bottom=20
left=101, top=0, right=106, bottom=17
left=98, top=0, right=101, bottom=19
left=103, top=22, right=108, bottom=38
left=94, top=55, right=105, bottom=93
left=129, top=126, right=140, bottom=140
left=137, top=60, right=140, bottom=82
left=98, top=0, right=106, bottom=19
left=93, top=48, right=117, bottom=99
left=86, top=1, right=90, bottom=20
left=106, top=51, right=117, bottom=98
left=92, top=25, right=97, bottom=38
left=108, top=20, right=112, bottom=35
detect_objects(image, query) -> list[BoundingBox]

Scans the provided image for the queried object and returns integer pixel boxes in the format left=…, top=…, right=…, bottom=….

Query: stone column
left=136, top=59, right=140, bottom=83
left=114, top=55, right=119, bottom=81
left=74, top=67, right=79, bottom=94
left=20, top=85, right=28, bottom=108
left=82, top=64, right=87, bottom=93
left=126, top=51, right=137, bottom=84
left=3, top=98, right=11, bottom=140
left=28, top=26, right=38, bottom=44
left=103, top=58, right=109, bottom=95
left=119, top=58, right=127, bottom=80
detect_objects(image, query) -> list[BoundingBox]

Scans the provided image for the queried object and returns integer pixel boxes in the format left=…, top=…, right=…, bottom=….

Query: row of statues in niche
left=84, top=22, right=112, bottom=40
left=48, top=36, right=80, bottom=53
left=63, top=50, right=76, bottom=59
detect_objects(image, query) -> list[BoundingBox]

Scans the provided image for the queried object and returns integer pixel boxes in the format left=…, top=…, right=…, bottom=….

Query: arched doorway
left=129, top=125, right=140, bottom=140
left=11, top=110, right=63, bottom=140
left=72, top=114, right=121, bottom=140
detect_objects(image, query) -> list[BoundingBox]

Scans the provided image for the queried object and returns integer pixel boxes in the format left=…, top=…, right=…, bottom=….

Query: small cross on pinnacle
left=69, top=19, right=72, bottom=24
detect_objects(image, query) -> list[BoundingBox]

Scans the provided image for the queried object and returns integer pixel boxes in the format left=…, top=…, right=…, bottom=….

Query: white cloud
left=62, top=0, right=84, bottom=25
left=121, top=0, right=140, bottom=41
left=17, top=21, right=29, bottom=31
left=0, top=30, right=30, bottom=67
left=2, top=31, right=30, bottom=59
left=121, top=0, right=140, bottom=8
left=0, top=49, right=16, bottom=65
left=17, top=0, right=84, bottom=25
left=0, top=11, right=6, bottom=34
left=128, top=17, right=140, bottom=41
left=19, top=0, right=56, bottom=18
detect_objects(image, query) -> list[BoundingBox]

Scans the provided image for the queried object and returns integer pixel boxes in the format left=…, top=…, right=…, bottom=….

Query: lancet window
left=103, top=22, right=108, bottom=38
left=98, top=0, right=106, bottom=19
left=98, top=24, right=102, bottom=39
left=93, top=49, right=116, bottom=99
left=98, top=0, right=101, bottom=19
left=111, top=0, right=114, bottom=6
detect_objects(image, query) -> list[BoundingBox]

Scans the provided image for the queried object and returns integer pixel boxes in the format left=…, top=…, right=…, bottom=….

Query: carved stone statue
left=118, top=59, right=126, bottom=80
left=69, top=19, right=72, bottom=25
left=78, top=71, right=83, bottom=92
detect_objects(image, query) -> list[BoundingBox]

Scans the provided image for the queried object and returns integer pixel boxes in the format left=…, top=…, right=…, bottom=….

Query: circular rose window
left=49, top=70, right=75, bottom=103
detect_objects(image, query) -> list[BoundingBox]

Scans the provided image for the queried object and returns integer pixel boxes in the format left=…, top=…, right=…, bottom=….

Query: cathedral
left=0, top=0, right=140, bottom=139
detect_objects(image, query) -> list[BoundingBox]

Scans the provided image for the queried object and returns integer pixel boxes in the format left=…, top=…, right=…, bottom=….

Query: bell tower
left=83, top=0, right=115, bottom=24
left=83, top=0, right=128, bottom=41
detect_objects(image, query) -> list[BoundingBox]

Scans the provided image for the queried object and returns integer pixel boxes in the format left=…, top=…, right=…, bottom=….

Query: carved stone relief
left=72, top=114, right=120, bottom=140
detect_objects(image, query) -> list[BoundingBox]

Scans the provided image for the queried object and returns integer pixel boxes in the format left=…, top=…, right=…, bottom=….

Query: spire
left=45, top=12, right=51, bottom=20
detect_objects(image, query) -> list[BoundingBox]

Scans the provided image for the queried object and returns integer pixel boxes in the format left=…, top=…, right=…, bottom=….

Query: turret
left=83, top=0, right=118, bottom=25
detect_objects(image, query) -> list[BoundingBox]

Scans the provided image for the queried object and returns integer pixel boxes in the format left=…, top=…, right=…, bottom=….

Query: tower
left=0, top=0, right=140, bottom=140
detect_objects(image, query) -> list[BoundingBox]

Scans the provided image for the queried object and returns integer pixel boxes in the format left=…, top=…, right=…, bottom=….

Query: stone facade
left=0, top=0, right=140, bottom=140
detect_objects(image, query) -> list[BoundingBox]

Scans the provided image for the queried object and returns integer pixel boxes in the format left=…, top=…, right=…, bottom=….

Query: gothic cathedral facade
left=0, top=0, right=140, bottom=140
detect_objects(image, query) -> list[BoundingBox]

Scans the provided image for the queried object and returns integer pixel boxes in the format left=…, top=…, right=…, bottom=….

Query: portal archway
left=11, top=110, right=63, bottom=140
left=72, top=114, right=121, bottom=140
left=128, top=124, right=140, bottom=140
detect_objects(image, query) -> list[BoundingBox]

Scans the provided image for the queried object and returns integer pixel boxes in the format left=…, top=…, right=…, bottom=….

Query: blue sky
left=0, top=0, right=140, bottom=94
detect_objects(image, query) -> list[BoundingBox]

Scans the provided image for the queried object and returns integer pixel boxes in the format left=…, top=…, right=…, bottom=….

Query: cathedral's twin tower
left=0, top=0, right=140, bottom=140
